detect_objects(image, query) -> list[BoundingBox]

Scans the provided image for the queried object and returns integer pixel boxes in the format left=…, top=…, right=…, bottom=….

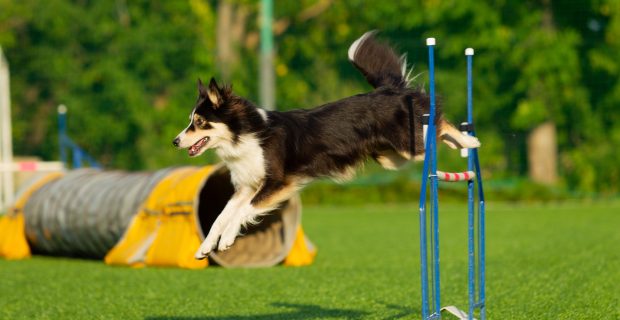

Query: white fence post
left=0, top=46, right=14, bottom=211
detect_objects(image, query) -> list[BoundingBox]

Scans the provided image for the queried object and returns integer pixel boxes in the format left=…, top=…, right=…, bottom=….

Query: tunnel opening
left=195, top=166, right=302, bottom=267
left=195, top=166, right=235, bottom=239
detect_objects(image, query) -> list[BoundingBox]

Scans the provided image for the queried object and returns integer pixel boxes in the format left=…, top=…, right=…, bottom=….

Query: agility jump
left=418, top=38, right=486, bottom=320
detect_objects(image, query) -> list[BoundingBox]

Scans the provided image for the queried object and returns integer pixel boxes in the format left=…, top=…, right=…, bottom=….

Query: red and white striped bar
left=436, top=170, right=476, bottom=182
left=0, top=161, right=64, bottom=172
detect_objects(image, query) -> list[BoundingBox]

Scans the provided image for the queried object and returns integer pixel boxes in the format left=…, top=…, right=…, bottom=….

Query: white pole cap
left=465, top=48, right=474, bottom=56
left=57, top=104, right=67, bottom=114
left=426, top=38, right=436, bottom=46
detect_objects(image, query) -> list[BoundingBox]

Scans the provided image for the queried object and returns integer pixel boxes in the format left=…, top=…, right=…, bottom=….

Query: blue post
left=475, top=147, right=486, bottom=320
left=57, top=104, right=101, bottom=169
left=465, top=48, right=476, bottom=320
left=72, top=147, right=82, bottom=169
left=465, top=47, right=486, bottom=320
left=419, top=201, right=429, bottom=318
left=428, top=38, right=441, bottom=320
left=419, top=37, right=440, bottom=320
left=57, top=105, right=68, bottom=167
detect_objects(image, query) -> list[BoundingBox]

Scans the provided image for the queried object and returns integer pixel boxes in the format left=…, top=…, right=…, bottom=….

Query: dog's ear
left=197, top=78, right=209, bottom=98
left=207, top=77, right=223, bottom=108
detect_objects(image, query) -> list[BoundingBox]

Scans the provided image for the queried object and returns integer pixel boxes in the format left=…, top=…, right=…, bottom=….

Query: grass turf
left=1, top=201, right=619, bottom=319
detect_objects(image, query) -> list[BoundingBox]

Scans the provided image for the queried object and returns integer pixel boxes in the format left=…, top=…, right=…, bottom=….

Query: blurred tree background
left=1, top=0, right=619, bottom=199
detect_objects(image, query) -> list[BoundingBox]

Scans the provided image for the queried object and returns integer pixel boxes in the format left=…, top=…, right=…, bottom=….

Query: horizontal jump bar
left=436, top=170, right=476, bottom=182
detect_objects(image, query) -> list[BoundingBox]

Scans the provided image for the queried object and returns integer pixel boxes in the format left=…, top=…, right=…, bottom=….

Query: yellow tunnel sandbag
left=104, top=167, right=201, bottom=267
left=102, top=210, right=159, bottom=268
left=283, top=226, right=317, bottom=267
left=143, top=166, right=213, bottom=269
left=0, top=172, right=63, bottom=259
left=282, top=227, right=316, bottom=267
left=0, top=214, right=30, bottom=260
left=144, top=211, right=207, bottom=269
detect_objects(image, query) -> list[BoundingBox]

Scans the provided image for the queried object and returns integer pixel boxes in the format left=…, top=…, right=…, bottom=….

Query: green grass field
left=1, top=201, right=619, bottom=319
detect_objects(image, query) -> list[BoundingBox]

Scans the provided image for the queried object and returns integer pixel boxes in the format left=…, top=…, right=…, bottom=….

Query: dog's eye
left=195, top=118, right=207, bottom=128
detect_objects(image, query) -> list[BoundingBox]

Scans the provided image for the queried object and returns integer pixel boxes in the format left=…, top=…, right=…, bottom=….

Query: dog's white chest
left=216, top=134, right=266, bottom=188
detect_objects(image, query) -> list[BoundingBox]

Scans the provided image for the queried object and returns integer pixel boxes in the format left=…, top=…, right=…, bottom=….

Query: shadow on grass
left=146, top=302, right=369, bottom=320
left=376, top=302, right=417, bottom=320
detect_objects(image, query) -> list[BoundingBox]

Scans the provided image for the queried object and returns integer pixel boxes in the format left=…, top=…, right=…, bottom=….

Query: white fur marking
left=400, top=54, right=407, bottom=78
left=398, top=151, right=412, bottom=160
left=185, top=108, right=196, bottom=130
left=256, top=108, right=269, bottom=121
left=330, top=165, right=357, bottom=183
left=216, top=134, right=266, bottom=188
left=175, top=108, right=197, bottom=143
left=399, top=53, right=417, bottom=87
left=377, top=155, right=399, bottom=170
left=348, top=31, right=375, bottom=61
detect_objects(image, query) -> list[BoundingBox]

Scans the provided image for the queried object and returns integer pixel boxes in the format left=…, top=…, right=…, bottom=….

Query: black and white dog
left=173, top=31, right=480, bottom=259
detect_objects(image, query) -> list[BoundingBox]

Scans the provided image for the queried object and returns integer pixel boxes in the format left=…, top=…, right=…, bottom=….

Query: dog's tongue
left=188, top=137, right=208, bottom=156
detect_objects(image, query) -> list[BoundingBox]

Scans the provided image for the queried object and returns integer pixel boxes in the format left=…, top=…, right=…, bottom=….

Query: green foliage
left=1, top=0, right=215, bottom=169
left=1, top=0, right=619, bottom=196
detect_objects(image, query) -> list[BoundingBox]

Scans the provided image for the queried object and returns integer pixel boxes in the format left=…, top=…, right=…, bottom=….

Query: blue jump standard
left=417, top=40, right=486, bottom=320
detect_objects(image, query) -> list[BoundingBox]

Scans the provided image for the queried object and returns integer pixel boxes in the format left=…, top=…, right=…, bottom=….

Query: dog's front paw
left=462, top=135, right=481, bottom=148
left=217, top=222, right=241, bottom=252
left=195, top=232, right=221, bottom=260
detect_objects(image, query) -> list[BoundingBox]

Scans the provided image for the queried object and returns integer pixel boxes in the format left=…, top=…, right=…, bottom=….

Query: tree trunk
left=216, top=1, right=248, bottom=81
left=527, top=121, right=558, bottom=185
left=526, top=0, right=558, bottom=186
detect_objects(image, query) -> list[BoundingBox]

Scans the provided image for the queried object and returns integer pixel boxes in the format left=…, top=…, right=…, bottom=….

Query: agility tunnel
left=0, top=165, right=316, bottom=268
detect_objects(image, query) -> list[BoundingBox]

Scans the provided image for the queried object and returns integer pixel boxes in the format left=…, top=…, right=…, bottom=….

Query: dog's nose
left=172, top=137, right=180, bottom=147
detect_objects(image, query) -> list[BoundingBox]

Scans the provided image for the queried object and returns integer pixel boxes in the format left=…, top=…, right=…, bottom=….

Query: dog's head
left=172, top=78, right=235, bottom=157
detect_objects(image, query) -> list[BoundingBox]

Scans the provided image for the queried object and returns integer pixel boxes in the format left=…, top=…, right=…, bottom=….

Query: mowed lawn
left=1, top=201, right=619, bottom=319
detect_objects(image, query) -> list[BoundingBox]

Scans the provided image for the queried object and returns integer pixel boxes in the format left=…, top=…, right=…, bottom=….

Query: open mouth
left=188, top=137, right=210, bottom=157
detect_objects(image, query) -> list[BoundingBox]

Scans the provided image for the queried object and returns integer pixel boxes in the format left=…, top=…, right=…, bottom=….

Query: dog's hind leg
left=438, top=119, right=481, bottom=149
left=374, top=150, right=410, bottom=170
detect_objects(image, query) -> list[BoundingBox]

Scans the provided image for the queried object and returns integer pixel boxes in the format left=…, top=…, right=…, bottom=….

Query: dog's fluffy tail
left=348, top=31, right=412, bottom=89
